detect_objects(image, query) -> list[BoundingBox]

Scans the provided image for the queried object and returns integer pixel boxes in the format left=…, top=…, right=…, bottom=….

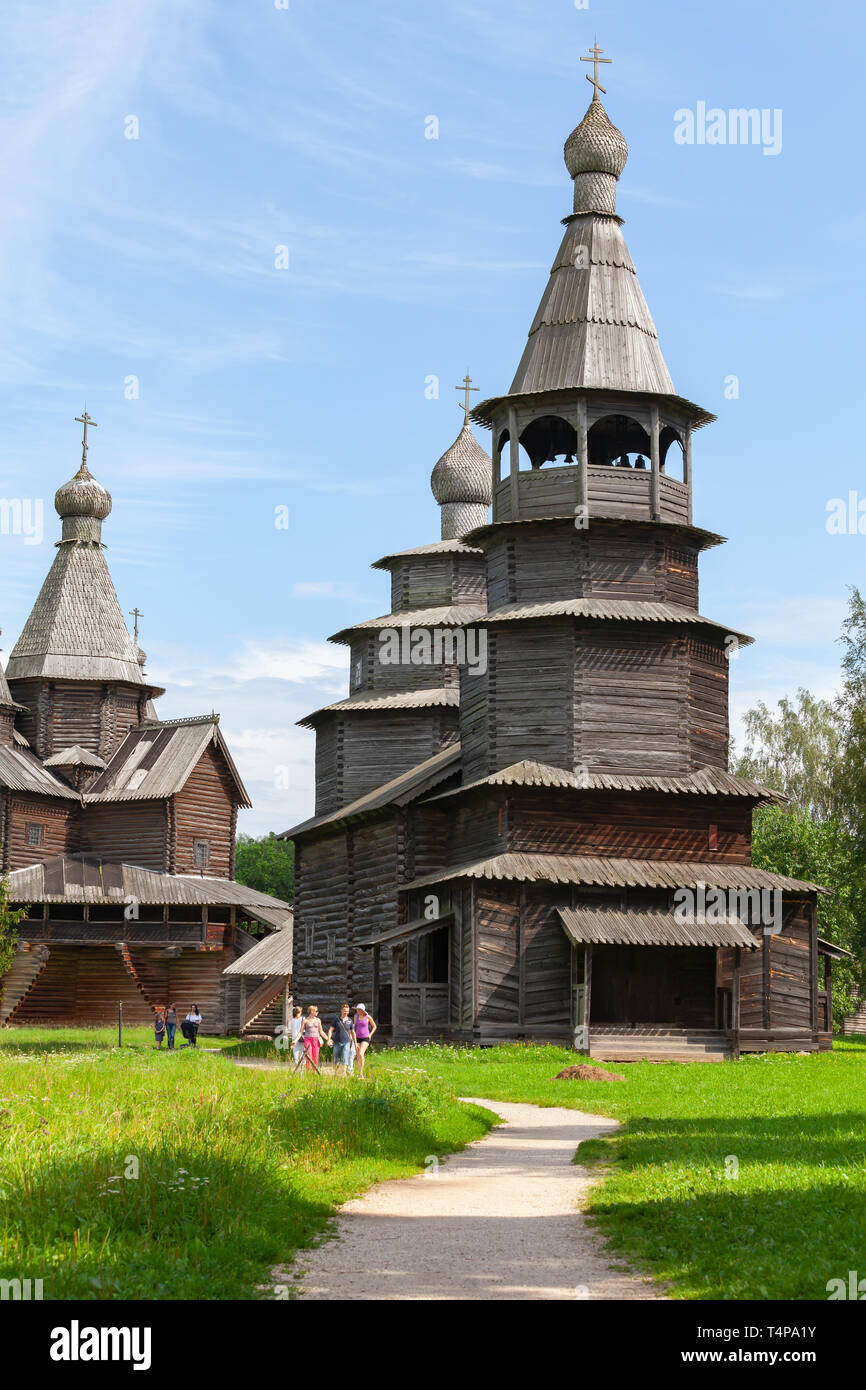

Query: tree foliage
left=735, top=688, right=845, bottom=822
left=234, top=833, right=294, bottom=903
left=0, top=876, right=26, bottom=986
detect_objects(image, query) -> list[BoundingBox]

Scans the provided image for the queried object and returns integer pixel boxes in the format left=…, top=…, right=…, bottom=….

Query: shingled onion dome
left=430, top=420, right=492, bottom=540
left=55, top=461, right=112, bottom=544
left=564, top=96, right=628, bottom=215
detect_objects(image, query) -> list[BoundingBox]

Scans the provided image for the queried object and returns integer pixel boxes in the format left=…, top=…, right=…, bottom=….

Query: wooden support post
left=649, top=404, right=660, bottom=520
left=584, top=943, right=592, bottom=1047
left=810, top=899, right=819, bottom=1035
left=508, top=406, right=520, bottom=521
left=576, top=398, right=588, bottom=519
left=491, top=426, right=500, bottom=509
left=239, top=977, right=246, bottom=1033
left=683, top=427, right=693, bottom=524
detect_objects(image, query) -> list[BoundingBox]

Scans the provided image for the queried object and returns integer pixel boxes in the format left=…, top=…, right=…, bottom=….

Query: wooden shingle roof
left=428, top=759, right=783, bottom=805
left=402, top=852, right=827, bottom=895
left=371, top=540, right=483, bottom=570
left=298, top=687, right=459, bottom=728
left=84, top=716, right=251, bottom=807
left=556, top=905, right=758, bottom=950
left=6, top=542, right=149, bottom=685
left=329, top=604, right=486, bottom=645
left=223, top=924, right=294, bottom=977
left=0, top=744, right=79, bottom=799
left=281, top=743, right=461, bottom=839
left=484, top=598, right=753, bottom=645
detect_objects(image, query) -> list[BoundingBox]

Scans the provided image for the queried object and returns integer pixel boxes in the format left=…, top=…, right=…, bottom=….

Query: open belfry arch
left=0, top=418, right=291, bottom=1031
left=284, top=50, right=831, bottom=1059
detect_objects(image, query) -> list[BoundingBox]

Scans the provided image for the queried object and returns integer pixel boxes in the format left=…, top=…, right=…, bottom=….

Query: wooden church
left=285, top=58, right=839, bottom=1060
left=0, top=416, right=292, bottom=1032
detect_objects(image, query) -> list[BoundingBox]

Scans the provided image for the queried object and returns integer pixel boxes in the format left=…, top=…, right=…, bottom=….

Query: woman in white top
left=184, top=1005, right=202, bottom=1047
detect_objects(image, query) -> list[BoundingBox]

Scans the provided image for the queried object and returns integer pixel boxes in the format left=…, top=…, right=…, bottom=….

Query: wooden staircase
left=242, top=977, right=287, bottom=1035
left=1, top=945, right=50, bottom=1025
left=590, top=1026, right=730, bottom=1062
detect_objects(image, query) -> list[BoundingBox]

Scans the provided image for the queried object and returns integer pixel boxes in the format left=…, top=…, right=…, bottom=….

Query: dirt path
left=284, top=1098, right=664, bottom=1301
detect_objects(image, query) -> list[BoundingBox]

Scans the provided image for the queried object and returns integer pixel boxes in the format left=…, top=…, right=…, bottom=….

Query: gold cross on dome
left=456, top=372, right=479, bottom=422
left=74, top=410, right=98, bottom=466
left=581, top=43, right=612, bottom=99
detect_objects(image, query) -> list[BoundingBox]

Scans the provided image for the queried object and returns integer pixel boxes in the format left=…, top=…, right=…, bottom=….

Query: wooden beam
left=508, top=406, right=520, bottom=521
left=576, top=398, right=588, bottom=518
left=683, top=427, right=693, bottom=524
left=649, top=404, right=660, bottom=520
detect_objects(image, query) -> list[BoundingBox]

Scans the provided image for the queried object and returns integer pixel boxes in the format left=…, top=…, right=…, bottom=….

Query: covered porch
left=556, top=905, right=759, bottom=1062
left=361, top=912, right=454, bottom=1040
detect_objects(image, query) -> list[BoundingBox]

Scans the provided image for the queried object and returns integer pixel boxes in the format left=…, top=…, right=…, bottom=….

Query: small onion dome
left=135, top=645, right=147, bottom=667
left=430, top=421, right=492, bottom=506
left=55, top=461, right=112, bottom=521
left=564, top=97, right=628, bottom=180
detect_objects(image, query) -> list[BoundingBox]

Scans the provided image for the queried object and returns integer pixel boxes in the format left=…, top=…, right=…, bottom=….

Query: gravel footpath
left=284, top=1098, right=665, bottom=1301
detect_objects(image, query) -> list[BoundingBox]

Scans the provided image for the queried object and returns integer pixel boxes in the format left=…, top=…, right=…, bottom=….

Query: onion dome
left=563, top=97, right=628, bottom=215
left=135, top=646, right=147, bottom=667
left=430, top=420, right=493, bottom=540
left=55, top=461, right=112, bottom=521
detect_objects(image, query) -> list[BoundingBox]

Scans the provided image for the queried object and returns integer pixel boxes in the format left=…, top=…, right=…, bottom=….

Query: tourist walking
left=182, top=1005, right=202, bottom=1047
left=164, top=1003, right=178, bottom=1051
left=301, top=1005, right=327, bottom=1071
left=154, top=1007, right=166, bottom=1050
left=352, top=1004, right=376, bottom=1077
left=290, top=1005, right=304, bottom=1065
left=327, top=1004, right=355, bottom=1076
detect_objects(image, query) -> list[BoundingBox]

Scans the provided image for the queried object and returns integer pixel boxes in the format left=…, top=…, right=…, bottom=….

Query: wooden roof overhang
left=280, top=743, right=462, bottom=841
left=359, top=911, right=455, bottom=950
left=463, top=514, right=726, bottom=553
left=426, top=759, right=785, bottom=808
left=471, top=386, right=715, bottom=434
left=328, top=604, right=487, bottom=646
left=479, top=598, right=753, bottom=646
left=84, top=715, right=251, bottom=809
left=298, top=688, right=458, bottom=729
left=0, top=744, right=80, bottom=799
left=401, top=852, right=828, bottom=896
left=223, top=926, right=294, bottom=977
left=817, top=937, right=855, bottom=961
left=556, top=905, right=758, bottom=951
left=371, top=540, right=484, bottom=570
left=7, top=856, right=292, bottom=929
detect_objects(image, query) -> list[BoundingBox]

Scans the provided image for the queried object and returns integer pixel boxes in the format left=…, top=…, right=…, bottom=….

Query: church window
left=326, top=930, right=336, bottom=963
left=304, top=922, right=315, bottom=955
left=193, top=838, right=210, bottom=870
left=27, top=822, right=44, bottom=847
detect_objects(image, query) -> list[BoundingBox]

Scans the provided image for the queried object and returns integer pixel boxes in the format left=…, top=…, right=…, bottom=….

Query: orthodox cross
left=129, top=608, right=144, bottom=645
left=75, top=410, right=98, bottom=467
left=581, top=43, right=611, bottom=99
left=456, top=372, right=479, bottom=422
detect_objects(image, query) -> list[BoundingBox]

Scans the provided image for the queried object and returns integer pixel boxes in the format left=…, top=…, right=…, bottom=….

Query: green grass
left=0, top=1028, right=494, bottom=1299
left=375, top=1040, right=866, bottom=1301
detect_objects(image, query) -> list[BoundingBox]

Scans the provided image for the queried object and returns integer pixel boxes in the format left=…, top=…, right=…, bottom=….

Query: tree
left=748, top=805, right=865, bottom=1025
left=0, top=876, right=26, bottom=993
left=733, top=688, right=845, bottom=822
left=838, top=586, right=866, bottom=847
left=234, top=833, right=294, bottom=902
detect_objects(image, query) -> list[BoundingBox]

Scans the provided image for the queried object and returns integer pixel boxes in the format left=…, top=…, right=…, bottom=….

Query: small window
left=304, top=922, right=315, bottom=956
left=326, top=930, right=336, bottom=963
left=193, top=839, right=210, bottom=870
left=352, top=657, right=363, bottom=691
left=27, top=823, right=44, bottom=847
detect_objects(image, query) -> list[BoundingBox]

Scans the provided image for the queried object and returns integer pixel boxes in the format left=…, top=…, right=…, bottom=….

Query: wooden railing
left=243, top=977, right=286, bottom=1030
left=394, top=983, right=449, bottom=1029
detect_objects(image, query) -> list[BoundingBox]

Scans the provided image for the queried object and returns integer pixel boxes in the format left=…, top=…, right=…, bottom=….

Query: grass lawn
left=374, top=1040, right=866, bottom=1301
left=0, top=1027, right=493, bottom=1299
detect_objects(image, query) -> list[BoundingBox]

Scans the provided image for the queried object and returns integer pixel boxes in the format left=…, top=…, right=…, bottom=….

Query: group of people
left=153, top=1004, right=203, bottom=1050
left=290, top=1002, right=376, bottom=1076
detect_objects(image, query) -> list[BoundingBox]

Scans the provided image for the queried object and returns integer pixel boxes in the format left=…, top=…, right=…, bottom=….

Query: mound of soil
left=554, top=1064, right=625, bottom=1082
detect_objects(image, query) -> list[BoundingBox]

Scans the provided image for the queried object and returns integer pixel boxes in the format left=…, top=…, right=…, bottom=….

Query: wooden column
left=683, top=426, right=693, bottom=524
left=508, top=406, right=520, bottom=521
left=810, top=899, right=818, bottom=1034
left=491, top=427, right=500, bottom=514
left=649, top=404, right=660, bottom=520
left=584, top=943, right=593, bottom=1032
left=576, top=398, right=588, bottom=518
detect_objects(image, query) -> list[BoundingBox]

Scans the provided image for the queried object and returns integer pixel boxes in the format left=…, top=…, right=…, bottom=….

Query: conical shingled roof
left=508, top=94, right=674, bottom=399
left=6, top=461, right=145, bottom=685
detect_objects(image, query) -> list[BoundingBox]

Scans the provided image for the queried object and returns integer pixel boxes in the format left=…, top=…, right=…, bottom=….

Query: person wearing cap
left=352, top=1003, right=376, bottom=1078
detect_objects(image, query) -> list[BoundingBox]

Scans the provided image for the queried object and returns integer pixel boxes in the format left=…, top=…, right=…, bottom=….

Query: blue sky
left=0, top=0, right=862, bottom=832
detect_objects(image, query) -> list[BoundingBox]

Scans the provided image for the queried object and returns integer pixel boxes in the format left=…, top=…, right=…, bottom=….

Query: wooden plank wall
left=75, top=801, right=167, bottom=869
left=476, top=884, right=520, bottom=1024
left=3, top=795, right=77, bottom=871
left=686, top=640, right=729, bottom=771
left=172, top=744, right=236, bottom=877
left=507, top=790, right=752, bottom=862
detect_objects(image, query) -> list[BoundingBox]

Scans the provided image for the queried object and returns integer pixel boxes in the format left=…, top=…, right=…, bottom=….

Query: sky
left=0, top=0, right=863, bottom=834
